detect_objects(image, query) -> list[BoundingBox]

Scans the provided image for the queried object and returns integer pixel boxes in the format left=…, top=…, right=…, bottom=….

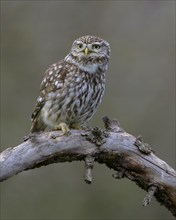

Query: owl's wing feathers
left=31, top=59, right=68, bottom=122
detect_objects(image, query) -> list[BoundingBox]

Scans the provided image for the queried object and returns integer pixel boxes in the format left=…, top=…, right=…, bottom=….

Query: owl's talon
left=53, top=122, right=70, bottom=135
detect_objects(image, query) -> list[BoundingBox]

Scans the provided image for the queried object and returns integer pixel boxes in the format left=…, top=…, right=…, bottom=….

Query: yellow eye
left=77, top=43, right=83, bottom=49
left=92, top=44, right=100, bottom=49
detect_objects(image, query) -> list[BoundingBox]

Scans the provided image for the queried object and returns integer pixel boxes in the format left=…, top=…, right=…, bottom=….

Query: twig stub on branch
left=143, top=185, right=158, bottom=206
left=81, top=127, right=108, bottom=146
left=102, top=116, right=124, bottom=133
left=84, top=155, right=94, bottom=184
left=134, top=135, right=154, bottom=155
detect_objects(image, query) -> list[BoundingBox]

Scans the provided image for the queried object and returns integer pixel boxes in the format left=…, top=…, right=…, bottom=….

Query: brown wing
left=31, top=59, right=69, bottom=123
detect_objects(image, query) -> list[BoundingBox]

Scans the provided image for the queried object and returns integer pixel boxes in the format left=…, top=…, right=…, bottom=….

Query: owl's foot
left=53, top=122, right=70, bottom=135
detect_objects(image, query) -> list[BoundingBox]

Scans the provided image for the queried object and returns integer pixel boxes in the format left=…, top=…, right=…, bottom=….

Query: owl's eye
left=92, top=44, right=101, bottom=50
left=77, top=43, right=83, bottom=49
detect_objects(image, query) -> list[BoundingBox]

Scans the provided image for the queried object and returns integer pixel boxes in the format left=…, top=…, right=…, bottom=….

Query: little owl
left=30, top=35, right=111, bottom=134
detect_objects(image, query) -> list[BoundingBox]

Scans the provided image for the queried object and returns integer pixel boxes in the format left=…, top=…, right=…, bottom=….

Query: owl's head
left=65, top=35, right=111, bottom=72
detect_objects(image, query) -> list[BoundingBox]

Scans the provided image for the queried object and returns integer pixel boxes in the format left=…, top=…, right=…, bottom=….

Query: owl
left=30, top=35, right=111, bottom=134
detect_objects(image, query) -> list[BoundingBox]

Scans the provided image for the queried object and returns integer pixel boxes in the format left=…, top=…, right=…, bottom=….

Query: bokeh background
left=1, top=1, right=175, bottom=219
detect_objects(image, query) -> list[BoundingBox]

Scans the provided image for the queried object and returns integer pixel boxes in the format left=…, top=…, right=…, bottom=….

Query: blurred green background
left=1, top=1, right=175, bottom=219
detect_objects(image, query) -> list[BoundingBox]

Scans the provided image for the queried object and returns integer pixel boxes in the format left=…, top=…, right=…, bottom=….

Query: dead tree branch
left=0, top=116, right=176, bottom=216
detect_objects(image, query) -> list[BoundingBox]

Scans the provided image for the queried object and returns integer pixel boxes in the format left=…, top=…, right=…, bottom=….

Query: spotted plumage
left=30, top=35, right=111, bottom=133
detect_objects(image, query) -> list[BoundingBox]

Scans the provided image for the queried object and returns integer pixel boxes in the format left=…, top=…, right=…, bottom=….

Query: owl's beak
left=84, top=47, right=89, bottom=55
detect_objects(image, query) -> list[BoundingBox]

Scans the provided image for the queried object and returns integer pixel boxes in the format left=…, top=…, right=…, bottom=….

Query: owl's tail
left=30, top=118, right=46, bottom=133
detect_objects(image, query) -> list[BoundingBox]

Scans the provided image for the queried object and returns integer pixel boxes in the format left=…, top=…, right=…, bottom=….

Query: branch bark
left=0, top=117, right=176, bottom=216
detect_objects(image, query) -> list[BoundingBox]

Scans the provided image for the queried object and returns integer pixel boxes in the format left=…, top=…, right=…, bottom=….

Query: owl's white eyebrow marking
left=76, top=40, right=84, bottom=44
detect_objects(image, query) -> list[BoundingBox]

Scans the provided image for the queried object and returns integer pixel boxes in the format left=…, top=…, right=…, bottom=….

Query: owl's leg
left=53, top=122, right=70, bottom=135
